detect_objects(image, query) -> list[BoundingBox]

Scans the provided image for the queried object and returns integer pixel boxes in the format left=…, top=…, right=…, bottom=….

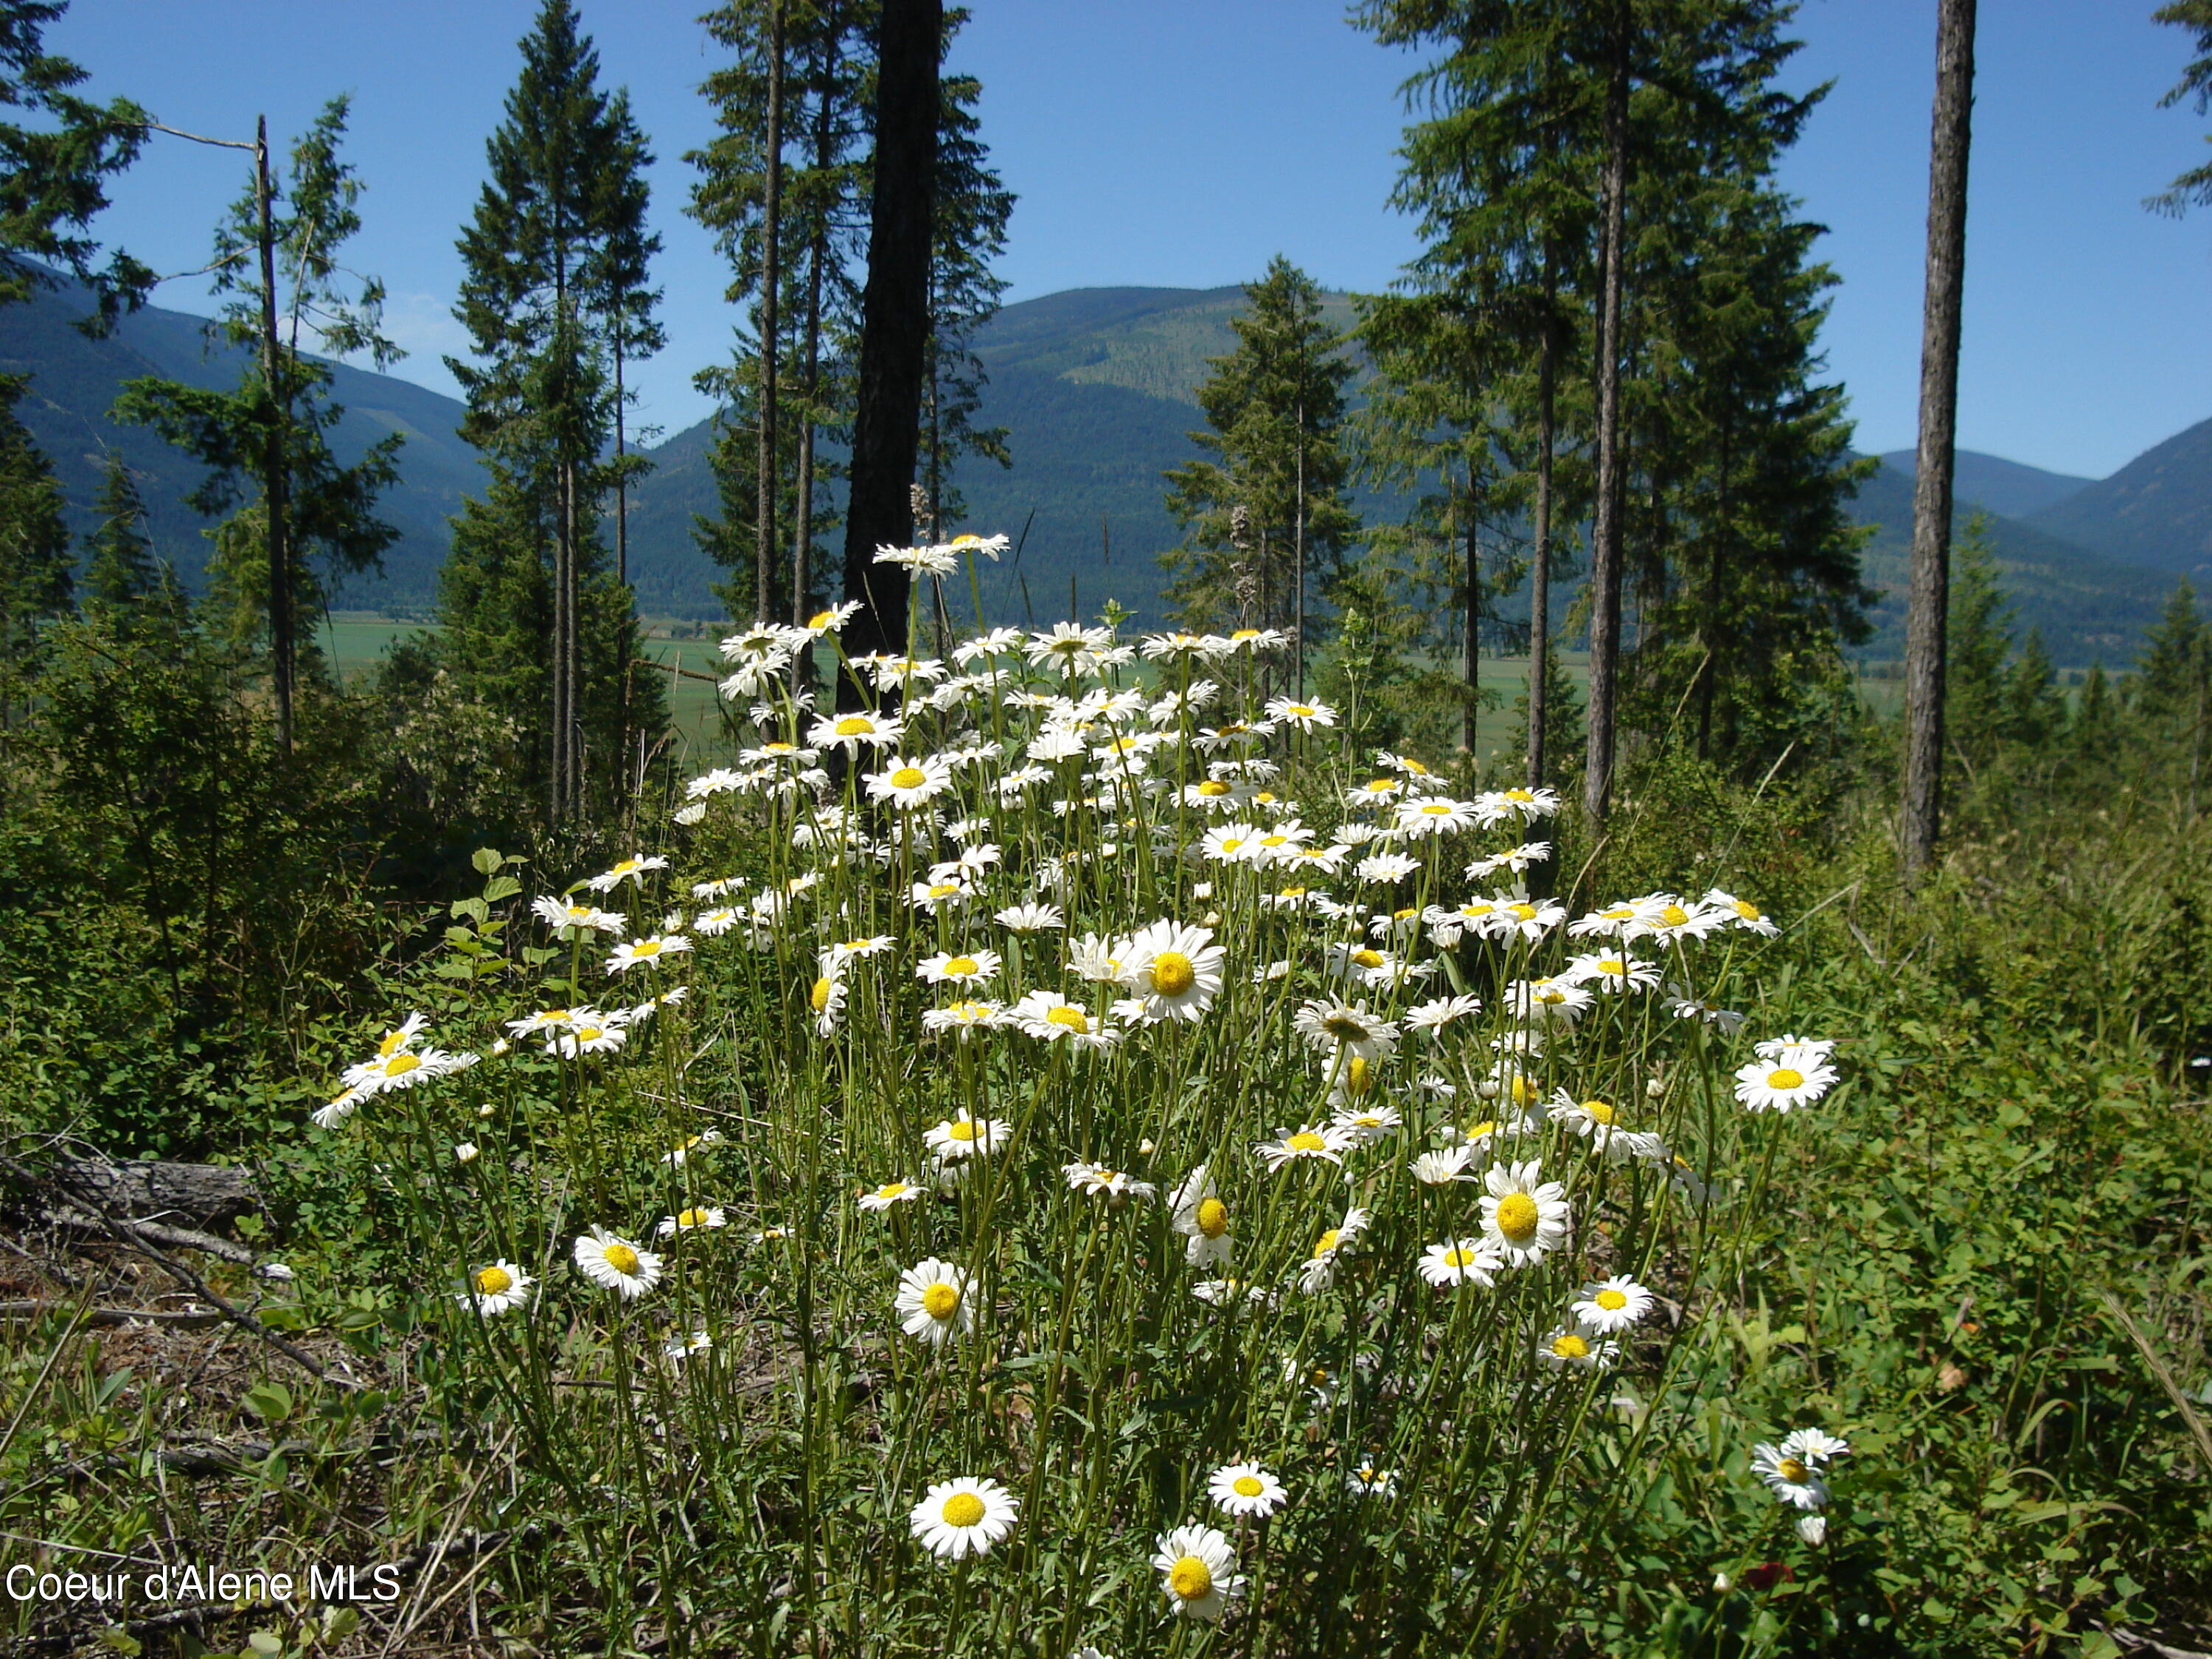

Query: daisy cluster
left=311, top=588, right=1846, bottom=1635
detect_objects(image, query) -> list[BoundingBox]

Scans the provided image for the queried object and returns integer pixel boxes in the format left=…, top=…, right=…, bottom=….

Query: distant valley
left=4, top=277, right=2202, bottom=667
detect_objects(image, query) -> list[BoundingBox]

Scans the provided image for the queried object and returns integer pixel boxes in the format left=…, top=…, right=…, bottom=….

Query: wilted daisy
left=1572, top=1275, right=1655, bottom=1334
left=1299, top=1207, right=1370, bottom=1292
left=1733, top=1046, right=1838, bottom=1112
left=663, top=1328, right=714, bottom=1363
left=608, top=933, right=692, bottom=974
left=456, top=1260, right=532, bottom=1317
left=572, top=1227, right=662, bottom=1299
left=895, top=1257, right=974, bottom=1345
left=1293, top=999, right=1400, bottom=1062
left=925, top=1110, right=1011, bottom=1161
left=1169, top=1166, right=1233, bottom=1266
left=1255, top=1122, right=1354, bottom=1171
left=661, top=1129, right=723, bottom=1167
left=1419, top=1237, right=1503, bottom=1288
left=1750, top=1441, right=1830, bottom=1509
left=655, top=1206, right=728, bottom=1237
left=1208, top=1462, right=1288, bottom=1518
left=1153, top=1524, right=1245, bottom=1621
left=1063, top=1161, right=1158, bottom=1203
left=1344, top=1462, right=1399, bottom=1498
left=910, top=1475, right=1019, bottom=1559
left=532, top=894, right=626, bottom=934
left=1480, top=1160, right=1572, bottom=1265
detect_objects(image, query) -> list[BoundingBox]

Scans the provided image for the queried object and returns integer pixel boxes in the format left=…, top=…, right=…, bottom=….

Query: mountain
left=2023, top=414, right=2212, bottom=585
left=2, top=272, right=2190, bottom=666
left=1877, top=448, right=2092, bottom=518
left=0, top=272, right=484, bottom=605
left=1842, top=462, right=2174, bottom=663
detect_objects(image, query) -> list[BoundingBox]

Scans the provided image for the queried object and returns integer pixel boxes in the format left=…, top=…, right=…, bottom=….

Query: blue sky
left=44, top=0, right=2212, bottom=479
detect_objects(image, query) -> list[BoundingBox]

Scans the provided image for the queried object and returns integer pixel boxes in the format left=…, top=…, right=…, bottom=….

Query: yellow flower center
left=807, top=609, right=835, bottom=629
left=1197, top=779, right=1231, bottom=796
left=1495, top=1192, right=1540, bottom=1244
left=1046, top=1006, right=1090, bottom=1033
left=633, top=939, right=662, bottom=957
left=1509, top=902, right=1537, bottom=922
left=1394, top=906, right=1418, bottom=920
left=929, top=882, right=960, bottom=898
left=1313, top=1228, right=1340, bottom=1256
left=1768, top=1068, right=1805, bottom=1090
left=675, top=1208, right=712, bottom=1228
left=876, top=1183, right=908, bottom=1200
left=1343, top=1056, right=1374, bottom=1096
left=1322, top=1015, right=1368, bottom=1042
left=1255, top=790, right=1278, bottom=804
left=1421, top=802, right=1452, bottom=815
left=1233, top=1475, right=1265, bottom=1498
left=947, top=1119, right=979, bottom=1141
left=377, top=1028, right=410, bottom=1059
left=1510, top=1075, right=1540, bottom=1106
left=1287, top=1131, right=1328, bottom=1153
left=1259, top=834, right=1288, bottom=849
left=835, top=715, right=872, bottom=737
left=950, top=1001, right=987, bottom=1020
left=1196, top=1197, right=1228, bottom=1237
left=1596, top=1288, right=1628, bottom=1310
left=1582, top=1099, right=1615, bottom=1124
left=942, top=1492, right=986, bottom=1528
left=1288, top=704, right=1315, bottom=717
left=1150, top=950, right=1197, bottom=997
left=473, top=1266, right=512, bottom=1295
left=1464, top=1119, right=1498, bottom=1140
left=945, top=956, right=980, bottom=977
left=602, top=1243, right=641, bottom=1276
left=1504, top=788, right=1532, bottom=801
left=1231, top=629, right=1260, bottom=641
left=810, top=977, right=834, bottom=1013
left=1365, top=778, right=1395, bottom=793
left=1352, top=948, right=1384, bottom=969
left=922, top=1281, right=960, bottom=1320
left=1733, top=898, right=1761, bottom=919
left=1599, top=958, right=1624, bottom=975
left=576, top=1026, right=604, bottom=1043
left=1169, top=1556, right=1214, bottom=1601
left=1219, top=837, right=1245, bottom=855
left=613, top=858, right=643, bottom=875
left=890, top=766, right=928, bottom=789
left=1442, top=1246, right=1475, bottom=1268
left=382, top=1053, right=421, bottom=1078
left=1778, top=1456, right=1809, bottom=1483
left=1551, top=1333, right=1590, bottom=1359
left=1659, top=903, right=1690, bottom=927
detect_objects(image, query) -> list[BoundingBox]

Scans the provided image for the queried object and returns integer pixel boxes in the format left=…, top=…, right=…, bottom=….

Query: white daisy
left=572, top=1227, right=662, bottom=1299
left=1571, top=1275, right=1655, bottom=1334
left=866, top=754, right=955, bottom=809
left=456, top=1260, right=532, bottom=1317
left=1537, top=1325, right=1618, bottom=1369
left=1254, top=1123, right=1353, bottom=1172
left=1169, top=1166, right=1233, bottom=1267
left=585, top=854, right=669, bottom=894
left=1419, top=1237, right=1503, bottom=1288
left=1119, top=919, right=1226, bottom=1022
left=1480, top=1159, right=1572, bottom=1265
left=1062, top=1161, right=1158, bottom=1203
left=917, top=948, right=1001, bottom=985
left=1207, top=1462, right=1288, bottom=1517
left=924, top=1110, right=1011, bottom=1161
left=655, top=1205, right=728, bottom=1237
left=910, top=1475, right=1019, bottom=1559
left=1153, top=1524, right=1245, bottom=1621
left=894, top=1257, right=974, bottom=1345
left=1750, top=1441, right=1830, bottom=1509
left=1733, top=1051, right=1838, bottom=1112
left=607, top=933, right=692, bottom=974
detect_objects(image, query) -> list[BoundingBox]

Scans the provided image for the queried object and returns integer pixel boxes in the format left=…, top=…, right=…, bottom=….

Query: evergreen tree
left=1943, top=512, right=2011, bottom=765
left=79, top=450, right=181, bottom=624
left=2003, top=626, right=2064, bottom=749
left=2151, top=1, right=2212, bottom=215
left=2136, top=578, right=2206, bottom=718
left=1161, top=257, right=1360, bottom=691
left=114, top=96, right=402, bottom=748
left=0, top=396, right=68, bottom=697
left=445, top=0, right=664, bottom=820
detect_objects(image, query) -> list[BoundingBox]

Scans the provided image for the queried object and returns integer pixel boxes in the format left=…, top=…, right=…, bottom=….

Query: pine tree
left=445, top=0, right=664, bottom=819
left=1161, top=257, right=1360, bottom=692
left=2003, top=626, right=2064, bottom=749
left=0, top=396, right=68, bottom=697
left=2151, top=2, right=2212, bottom=215
left=114, top=96, right=402, bottom=748
left=79, top=450, right=181, bottom=624
left=2136, top=579, right=2205, bottom=716
left=1943, top=512, right=2011, bottom=764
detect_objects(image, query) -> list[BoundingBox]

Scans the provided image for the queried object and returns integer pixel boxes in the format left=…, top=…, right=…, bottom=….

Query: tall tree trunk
left=756, top=0, right=786, bottom=625
left=1696, top=422, right=1731, bottom=761
left=1582, top=7, right=1630, bottom=832
left=792, top=21, right=841, bottom=680
left=836, top=0, right=942, bottom=691
left=552, top=247, right=574, bottom=821
left=1902, top=0, right=1978, bottom=883
left=1458, top=472, right=1478, bottom=754
left=1293, top=397, right=1306, bottom=699
left=614, top=330, right=627, bottom=590
left=1527, top=282, right=1555, bottom=790
left=254, top=116, right=293, bottom=754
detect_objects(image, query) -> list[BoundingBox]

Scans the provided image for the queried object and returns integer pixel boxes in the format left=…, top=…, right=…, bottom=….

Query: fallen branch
left=0, top=1300, right=225, bottom=1328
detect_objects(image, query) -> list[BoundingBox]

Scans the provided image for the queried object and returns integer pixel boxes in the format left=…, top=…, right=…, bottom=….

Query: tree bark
left=1527, top=280, right=1555, bottom=790
left=1902, top=0, right=1978, bottom=883
left=756, top=0, right=786, bottom=625
left=1459, top=473, right=1478, bottom=754
left=254, top=117, right=293, bottom=755
left=792, top=23, right=840, bottom=647
left=836, top=0, right=941, bottom=689
left=1582, top=7, right=1630, bottom=831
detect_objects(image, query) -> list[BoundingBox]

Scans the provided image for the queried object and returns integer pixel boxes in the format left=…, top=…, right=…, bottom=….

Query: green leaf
left=484, top=875, right=524, bottom=904
left=240, top=1382, right=293, bottom=1422
left=471, top=846, right=504, bottom=875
